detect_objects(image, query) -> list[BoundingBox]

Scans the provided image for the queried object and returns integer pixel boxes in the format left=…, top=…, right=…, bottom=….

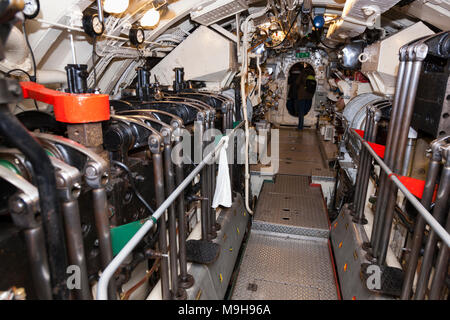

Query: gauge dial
left=23, top=0, right=40, bottom=19
left=129, top=28, right=145, bottom=46
left=82, top=14, right=104, bottom=37
left=93, top=16, right=103, bottom=34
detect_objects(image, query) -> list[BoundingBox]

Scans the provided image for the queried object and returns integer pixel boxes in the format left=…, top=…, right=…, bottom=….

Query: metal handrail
left=96, top=121, right=245, bottom=300
left=351, top=128, right=450, bottom=247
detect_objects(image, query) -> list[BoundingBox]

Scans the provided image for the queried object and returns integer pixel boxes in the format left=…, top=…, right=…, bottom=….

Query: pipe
left=354, top=109, right=375, bottom=223
left=96, top=0, right=104, bottom=23
left=400, top=140, right=444, bottom=299
left=352, top=110, right=371, bottom=215
left=209, top=116, right=218, bottom=238
left=240, top=5, right=269, bottom=215
left=378, top=56, right=425, bottom=264
left=62, top=200, right=91, bottom=300
left=351, top=129, right=450, bottom=247
left=163, top=143, right=184, bottom=299
left=175, top=161, right=194, bottom=289
left=36, top=70, right=67, bottom=85
left=96, top=124, right=243, bottom=299
left=152, top=152, right=171, bottom=300
left=23, top=226, right=53, bottom=300
left=92, top=187, right=116, bottom=300
left=428, top=209, right=450, bottom=300
left=236, top=13, right=240, bottom=62
left=401, top=138, right=416, bottom=177
left=0, top=105, right=69, bottom=299
left=69, top=32, right=77, bottom=65
left=227, top=106, right=234, bottom=192
left=370, top=57, right=411, bottom=254
left=414, top=161, right=450, bottom=299
left=201, top=165, right=210, bottom=240
left=202, top=119, right=211, bottom=240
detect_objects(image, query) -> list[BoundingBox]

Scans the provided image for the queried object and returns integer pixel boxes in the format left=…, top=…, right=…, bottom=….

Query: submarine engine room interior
left=0, top=0, right=449, bottom=301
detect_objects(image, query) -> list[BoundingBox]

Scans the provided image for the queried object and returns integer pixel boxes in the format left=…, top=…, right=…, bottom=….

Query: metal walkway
left=231, top=129, right=340, bottom=300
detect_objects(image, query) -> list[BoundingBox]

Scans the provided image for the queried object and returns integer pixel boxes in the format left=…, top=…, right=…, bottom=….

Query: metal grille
left=190, top=0, right=248, bottom=26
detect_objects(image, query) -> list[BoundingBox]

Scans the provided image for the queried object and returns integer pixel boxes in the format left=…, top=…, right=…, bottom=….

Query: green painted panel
left=110, top=219, right=147, bottom=256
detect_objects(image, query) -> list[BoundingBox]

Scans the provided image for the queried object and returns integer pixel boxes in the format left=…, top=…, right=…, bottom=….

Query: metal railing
left=96, top=121, right=244, bottom=300
left=350, top=128, right=450, bottom=248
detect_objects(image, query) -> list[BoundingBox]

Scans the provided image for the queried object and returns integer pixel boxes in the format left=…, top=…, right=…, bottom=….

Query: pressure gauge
left=129, top=28, right=145, bottom=46
left=23, top=0, right=40, bottom=19
left=82, top=14, right=104, bottom=37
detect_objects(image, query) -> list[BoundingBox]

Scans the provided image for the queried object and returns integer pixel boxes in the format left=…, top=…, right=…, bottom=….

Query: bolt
left=85, top=166, right=97, bottom=177
left=8, top=83, right=22, bottom=97
left=56, top=176, right=65, bottom=187
left=11, top=199, right=26, bottom=213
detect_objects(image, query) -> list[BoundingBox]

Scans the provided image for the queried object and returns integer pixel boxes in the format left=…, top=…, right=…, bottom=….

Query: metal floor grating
left=231, top=231, right=338, bottom=300
left=251, top=128, right=329, bottom=176
left=232, top=128, right=338, bottom=300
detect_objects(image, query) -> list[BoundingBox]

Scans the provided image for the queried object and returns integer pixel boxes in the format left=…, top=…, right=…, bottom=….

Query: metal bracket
left=0, top=165, right=39, bottom=228
left=32, top=132, right=109, bottom=189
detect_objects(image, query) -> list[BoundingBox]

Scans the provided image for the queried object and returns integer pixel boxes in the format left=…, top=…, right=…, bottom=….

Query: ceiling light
left=140, top=8, right=160, bottom=27
left=103, top=0, right=129, bottom=14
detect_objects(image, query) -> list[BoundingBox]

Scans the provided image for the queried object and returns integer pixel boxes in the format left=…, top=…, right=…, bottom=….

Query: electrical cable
left=6, top=68, right=32, bottom=79
left=111, top=160, right=155, bottom=214
left=21, top=18, right=40, bottom=110
left=269, top=6, right=302, bottom=49
left=22, top=19, right=37, bottom=82
left=6, top=69, right=39, bottom=110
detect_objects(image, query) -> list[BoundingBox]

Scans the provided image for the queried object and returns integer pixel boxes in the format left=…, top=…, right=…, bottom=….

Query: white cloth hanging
left=212, top=138, right=232, bottom=208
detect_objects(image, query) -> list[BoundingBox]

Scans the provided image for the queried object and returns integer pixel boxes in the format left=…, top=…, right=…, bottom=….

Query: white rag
left=212, top=138, right=232, bottom=208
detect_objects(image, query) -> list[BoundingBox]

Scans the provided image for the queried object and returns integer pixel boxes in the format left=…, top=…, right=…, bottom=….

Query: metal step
left=231, top=231, right=338, bottom=300
left=253, top=175, right=330, bottom=238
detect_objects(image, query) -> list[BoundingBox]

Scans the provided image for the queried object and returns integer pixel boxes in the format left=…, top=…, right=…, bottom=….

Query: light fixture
left=140, top=7, right=160, bottom=27
left=103, top=0, right=129, bottom=14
